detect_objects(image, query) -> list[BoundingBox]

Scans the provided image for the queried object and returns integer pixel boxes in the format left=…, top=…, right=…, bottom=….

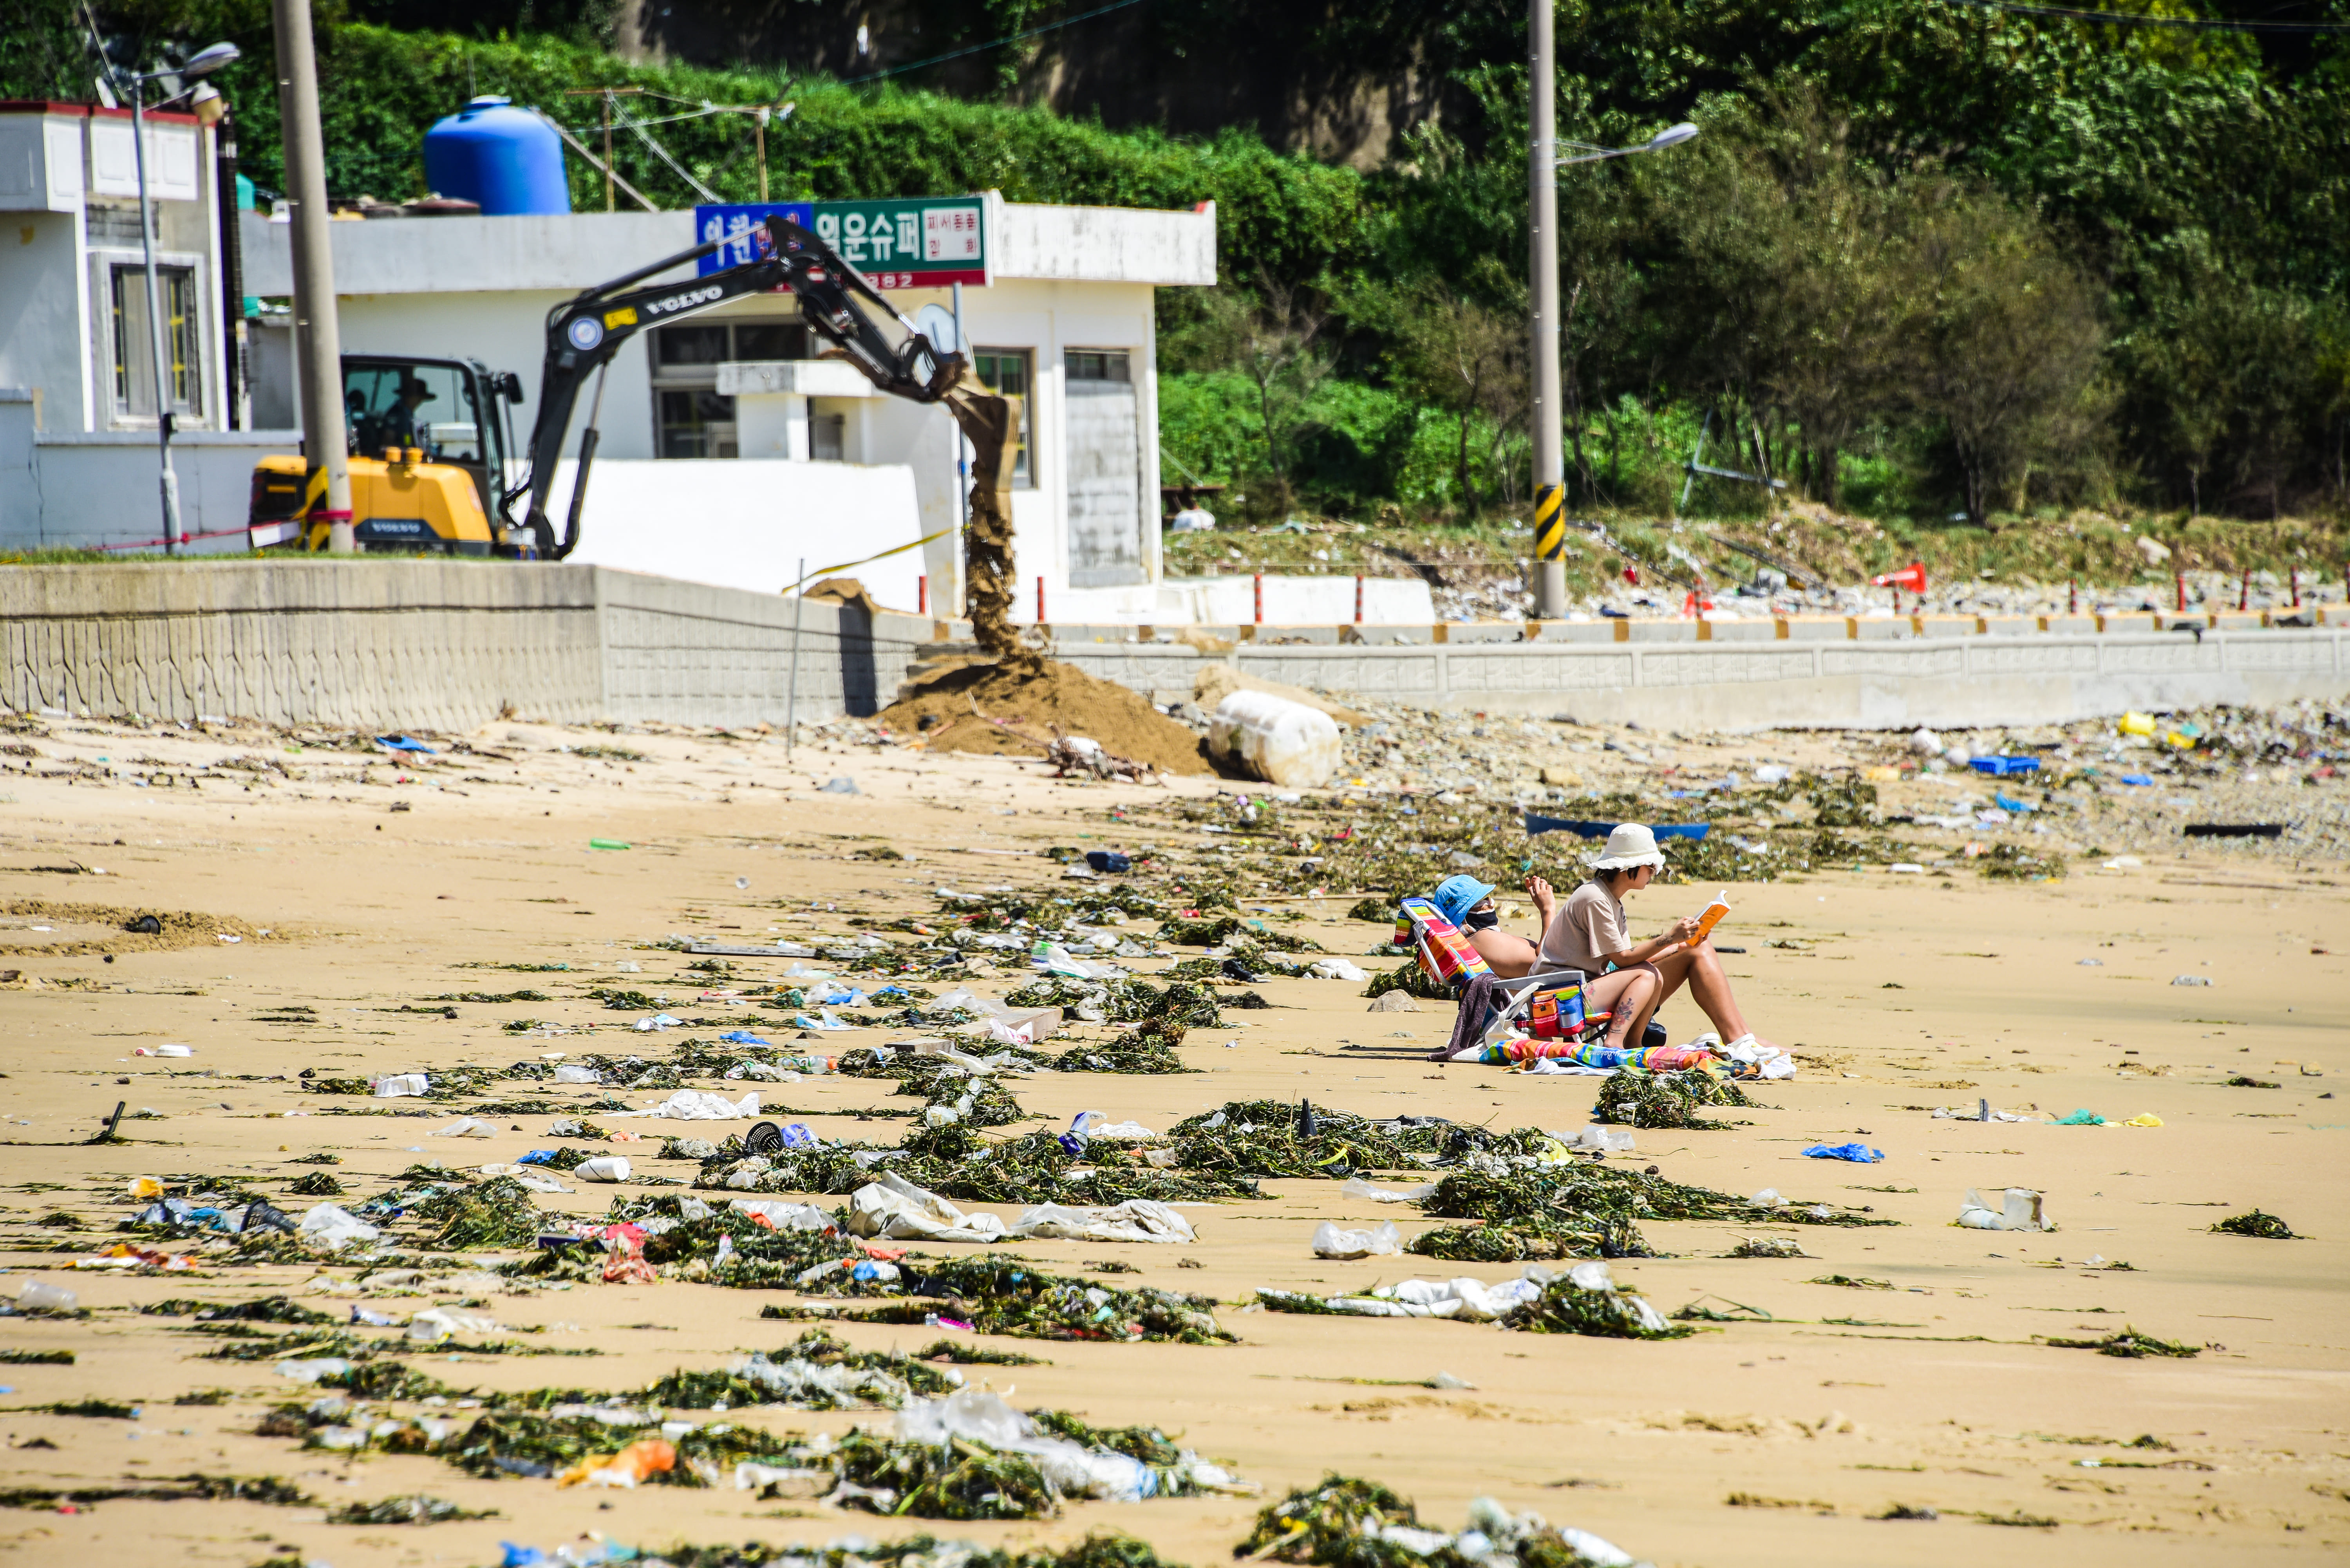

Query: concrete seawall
left=2, top=561, right=2344, bottom=731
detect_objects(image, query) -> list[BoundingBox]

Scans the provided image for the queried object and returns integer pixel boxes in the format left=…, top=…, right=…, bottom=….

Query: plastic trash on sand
left=1341, top=1176, right=1439, bottom=1203
left=573, top=1156, right=633, bottom=1183
left=1749, top=1187, right=1786, bottom=1208
left=1313, top=1219, right=1403, bottom=1259
left=1309, top=957, right=1370, bottom=983
left=727, top=1197, right=835, bottom=1232
left=2171, top=974, right=2212, bottom=987
left=14, top=1279, right=78, bottom=1313
left=431, top=1116, right=498, bottom=1138
left=275, top=1356, right=354, bottom=1382
left=371, top=1073, right=429, bottom=1098
left=553, top=1064, right=601, bottom=1084
left=557, top=1438, right=675, bottom=1488
left=298, top=1202, right=381, bottom=1250
left=1208, top=690, right=1343, bottom=789
left=1070, top=1110, right=1155, bottom=1139
left=620, top=1089, right=761, bottom=1121
left=1006, top=1199, right=1195, bottom=1245
left=846, top=1172, right=1008, bottom=1244
left=1803, top=1142, right=1884, bottom=1162
left=1567, top=1126, right=1636, bottom=1154
left=408, top=1305, right=501, bottom=1343
left=893, top=1390, right=1244, bottom=1501
left=1266, top=1271, right=1545, bottom=1322
left=1957, top=1187, right=2054, bottom=1231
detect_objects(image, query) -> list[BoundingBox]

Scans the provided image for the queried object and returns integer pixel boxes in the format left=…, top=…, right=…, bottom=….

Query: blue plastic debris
left=1993, top=792, right=2033, bottom=813
left=718, top=1030, right=771, bottom=1047
left=375, top=735, right=437, bottom=753
left=1968, top=755, right=2039, bottom=777
left=516, top=1149, right=558, bottom=1166
left=1085, top=849, right=1133, bottom=873
left=2120, top=774, right=2155, bottom=787
left=1802, top=1142, right=1885, bottom=1162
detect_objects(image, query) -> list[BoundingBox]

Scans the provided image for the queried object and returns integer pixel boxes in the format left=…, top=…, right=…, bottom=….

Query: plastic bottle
left=15, top=1279, right=77, bottom=1313
left=574, top=1156, right=632, bottom=1182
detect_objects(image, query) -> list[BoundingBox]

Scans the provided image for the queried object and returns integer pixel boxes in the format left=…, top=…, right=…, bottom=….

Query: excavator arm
left=516, top=215, right=1030, bottom=667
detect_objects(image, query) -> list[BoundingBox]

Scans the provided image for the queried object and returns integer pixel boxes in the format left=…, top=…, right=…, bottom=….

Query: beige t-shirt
left=1540, top=880, right=1631, bottom=974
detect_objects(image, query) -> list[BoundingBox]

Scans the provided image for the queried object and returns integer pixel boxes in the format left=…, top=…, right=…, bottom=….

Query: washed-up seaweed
left=192, top=1295, right=335, bottom=1325
left=915, top=1075, right=1030, bottom=1129
left=1589, top=1066, right=1751, bottom=1129
left=1048, top=1020, right=1197, bottom=1074
left=2211, top=1209, right=2297, bottom=1238
left=400, top=1176, right=544, bottom=1250
left=1360, top=962, right=1453, bottom=1003
left=768, top=1255, right=1232, bottom=1345
left=0, top=1473, right=313, bottom=1511
left=315, top=1361, right=462, bottom=1401
left=630, top=1531, right=1179, bottom=1568
left=1406, top=1218, right=1638, bottom=1263
left=506, top=1331, right=958, bottom=1411
left=287, top=1172, right=345, bottom=1196
left=441, top=1412, right=775, bottom=1483
left=324, top=1494, right=497, bottom=1524
left=828, top=1427, right=1056, bottom=1518
left=1979, top=842, right=2068, bottom=881
left=2042, top=1327, right=2202, bottom=1358
left=1165, top=1101, right=1422, bottom=1180
left=917, top=1338, right=1044, bottom=1366
left=696, top=1145, right=892, bottom=1197
left=0, top=1349, right=74, bottom=1365
left=1237, top=1474, right=1629, bottom=1568
left=1499, top=1279, right=1690, bottom=1340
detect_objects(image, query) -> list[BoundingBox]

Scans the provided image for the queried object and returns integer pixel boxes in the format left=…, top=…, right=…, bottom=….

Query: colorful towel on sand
left=1477, top=1041, right=1714, bottom=1069
left=1396, top=896, right=1491, bottom=987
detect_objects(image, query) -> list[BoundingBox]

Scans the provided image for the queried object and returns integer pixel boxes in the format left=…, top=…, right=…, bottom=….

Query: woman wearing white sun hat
left=1538, top=822, right=1775, bottom=1055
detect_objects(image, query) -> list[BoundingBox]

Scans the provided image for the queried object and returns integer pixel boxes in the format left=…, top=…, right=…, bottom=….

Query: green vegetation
left=10, top=0, right=2345, bottom=552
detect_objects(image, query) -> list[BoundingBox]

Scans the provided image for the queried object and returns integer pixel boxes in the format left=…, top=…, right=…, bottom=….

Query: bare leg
left=1646, top=945, right=1759, bottom=1042
left=1583, top=966, right=1659, bottom=1049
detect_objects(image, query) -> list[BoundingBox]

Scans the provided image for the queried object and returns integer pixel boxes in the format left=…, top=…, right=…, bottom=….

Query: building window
left=811, top=413, right=846, bottom=463
left=110, top=263, right=202, bottom=419
left=649, top=320, right=809, bottom=459
left=1065, top=349, right=1130, bottom=384
left=973, top=347, right=1034, bottom=488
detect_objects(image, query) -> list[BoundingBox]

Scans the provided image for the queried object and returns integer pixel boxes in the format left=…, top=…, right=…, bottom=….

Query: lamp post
left=112, top=41, right=240, bottom=555
left=1527, top=4, right=1695, bottom=618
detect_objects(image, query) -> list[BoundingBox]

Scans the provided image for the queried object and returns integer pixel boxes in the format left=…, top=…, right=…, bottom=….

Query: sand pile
left=880, top=659, right=1209, bottom=775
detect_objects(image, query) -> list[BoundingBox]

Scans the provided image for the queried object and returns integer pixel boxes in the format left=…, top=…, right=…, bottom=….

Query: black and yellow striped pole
left=1533, top=482, right=1567, bottom=617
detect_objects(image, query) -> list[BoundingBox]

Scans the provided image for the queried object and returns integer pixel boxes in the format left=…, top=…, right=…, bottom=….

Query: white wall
left=0, top=395, right=300, bottom=550
left=0, top=210, right=93, bottom=433
left=548, top=455, right=926, bottom=611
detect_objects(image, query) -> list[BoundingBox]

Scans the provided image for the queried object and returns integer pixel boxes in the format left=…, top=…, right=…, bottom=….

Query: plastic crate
left=1968, top=755, right=2041, bottom=777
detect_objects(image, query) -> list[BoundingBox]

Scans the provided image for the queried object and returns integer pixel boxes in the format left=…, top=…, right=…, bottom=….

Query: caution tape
left=790, top=527, right=954, bottom=592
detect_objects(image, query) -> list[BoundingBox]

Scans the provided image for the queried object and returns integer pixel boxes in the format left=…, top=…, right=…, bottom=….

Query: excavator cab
left=248, top=355, right=528, bottom=555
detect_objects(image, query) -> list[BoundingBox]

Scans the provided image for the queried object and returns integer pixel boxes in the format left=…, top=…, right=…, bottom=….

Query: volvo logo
left=645, top=284, right=725, bottom=318
left=566, top=316, right=606, bottom=352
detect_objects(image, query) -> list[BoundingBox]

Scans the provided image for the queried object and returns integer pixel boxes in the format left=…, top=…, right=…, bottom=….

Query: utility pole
left=1528, top=0, right=1566, bottom=619
left=128, top=79, right=183, bottom=553
left=271, top=0, right=352, bottom=551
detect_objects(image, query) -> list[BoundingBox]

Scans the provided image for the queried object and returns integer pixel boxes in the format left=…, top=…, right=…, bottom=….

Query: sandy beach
left=0, top=711, right=2343, bottom=1568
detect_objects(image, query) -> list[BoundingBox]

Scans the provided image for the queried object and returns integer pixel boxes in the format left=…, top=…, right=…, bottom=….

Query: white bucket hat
left=1591, top=822, right=1666, bottom=871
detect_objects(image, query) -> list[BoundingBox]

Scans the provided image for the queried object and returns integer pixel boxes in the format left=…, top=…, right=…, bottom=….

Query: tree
left=1162, top=272, right=1333, bottom=506
left=1386, top=270, right=1528, bottom=510
left=1909, top=188, right=2102, bottom=527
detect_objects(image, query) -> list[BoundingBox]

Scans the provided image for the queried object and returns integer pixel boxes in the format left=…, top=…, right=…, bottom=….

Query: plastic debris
left=820, top=777, right=861, bottom=795
left=372, top=1073, right=429, bottom=1098
left=1956, top=1187, right=2054, bottom=1231
left=2171, top=974, right=2212, bottom=987
left=618, top=1089, right=762, bottom=1121
left=847, top=1173, right=1010, bottom=1244
left=1260, top=1271, right=1544, bottom=1322
left=297, top=1203, right=381, bottom=1250
left=556, top=1437, right=675, bottom=1487
left=1312, top=1220, right=1403, bottom=1259
left=1340, top=1176, right=1439, bottom=1203
left=431, top=1117, right=499, bottom=1138
left=1308, top=957, right=1369, bottom=982
left=14, top=1279, right=78, bottom=1313
left=574, top=1156, right=633, bottom=1183
left=1802, top=1142, right=1884, bottom=1162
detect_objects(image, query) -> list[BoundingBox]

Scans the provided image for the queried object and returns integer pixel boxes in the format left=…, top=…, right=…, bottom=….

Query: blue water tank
left=423, top=97, right=570, bottom=216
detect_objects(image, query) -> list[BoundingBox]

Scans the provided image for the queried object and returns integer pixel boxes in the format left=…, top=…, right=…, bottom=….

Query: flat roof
left=240, top=196, right=1217, bottom=296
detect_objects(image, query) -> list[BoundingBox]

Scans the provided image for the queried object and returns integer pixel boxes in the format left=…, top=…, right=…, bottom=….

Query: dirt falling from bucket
left=879, top=659, right=1211, bottom=775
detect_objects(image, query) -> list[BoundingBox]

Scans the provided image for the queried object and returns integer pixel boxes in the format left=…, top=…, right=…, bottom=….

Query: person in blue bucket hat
left=1430, top=871, right=1558, bottom=978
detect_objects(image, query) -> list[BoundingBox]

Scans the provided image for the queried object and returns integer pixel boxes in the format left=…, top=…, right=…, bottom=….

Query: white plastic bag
left=846, top=1172, right=1007, bottom=1243
left=1567, top=1125, right=1636, bottom=1154
left=553, top=1064, right=600, bottom=1084
left=297, top=1203, right=381, bottom=1250
left=431, top=1116, right=498, bottom=1138
left=628, top=1089, right=760, bottom=1121
left=1312, top=1219, right=1402, bottom=1259
left=1007, top=1199, right=1195, bottom=1244
left=371, top=1073, right=428, bottom=1098
left=1208, top=690, right=1343, bottom=789
left=1340, top=1176, right=1437, bottom=1203
left=1957, top=1187, right=2053, bottom=1231
left=574, top=1156, right=632, bottom=1182
left=1309, top=957, right=1369, bottom=983
left=727, top=1197, right=835, bottom=1232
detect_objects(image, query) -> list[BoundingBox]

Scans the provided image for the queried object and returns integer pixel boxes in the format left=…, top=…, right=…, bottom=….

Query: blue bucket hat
left=1431, top=873, right=1497, bottom=927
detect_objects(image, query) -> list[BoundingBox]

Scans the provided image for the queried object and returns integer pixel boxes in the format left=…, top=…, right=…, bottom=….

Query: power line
left=1934, top=0, right=2350, bottom=33
left=840, top=0, right=1161, bottom=86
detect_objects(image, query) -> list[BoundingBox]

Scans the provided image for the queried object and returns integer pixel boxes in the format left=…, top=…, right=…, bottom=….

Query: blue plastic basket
left=1968, top=755, right=2041, bottom=777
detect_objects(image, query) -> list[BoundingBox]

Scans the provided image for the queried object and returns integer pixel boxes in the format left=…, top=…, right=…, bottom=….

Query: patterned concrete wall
left=0, top=562, right=937, bottom=730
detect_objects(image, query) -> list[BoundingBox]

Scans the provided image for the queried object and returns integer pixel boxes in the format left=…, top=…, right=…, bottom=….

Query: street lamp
left=1526, top=6, right=1699, bottom=621
left=108, top=40, right=240, bottom=555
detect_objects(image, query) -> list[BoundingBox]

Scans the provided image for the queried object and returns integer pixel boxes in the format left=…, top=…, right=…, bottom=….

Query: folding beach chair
left=1392, top=895, right=1606, bottom=1050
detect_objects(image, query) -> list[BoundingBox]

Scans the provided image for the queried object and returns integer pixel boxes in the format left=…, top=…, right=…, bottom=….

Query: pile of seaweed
left=637, top=1535, right=1180, bottom=1568
left=1499, top=1276, right=1690, bottom=1340
left=1238, top=1474, right=1632, bottom=1568
left=764, top=1254, right=1234, bottom=1344
left=695, top=1126, right=1256, bottom=1209
left=1589, top=1066, right=1753, bottom=1130
left=1163, top=1102, right=1548, bottom=1181
left=507, top=1330, right=960, bottom=1411
left=1406, top=1162, right=1889, bottom=1262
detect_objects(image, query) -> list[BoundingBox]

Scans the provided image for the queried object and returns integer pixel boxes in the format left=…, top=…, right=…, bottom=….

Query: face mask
left=1463, top=909, right=1500, bottom=931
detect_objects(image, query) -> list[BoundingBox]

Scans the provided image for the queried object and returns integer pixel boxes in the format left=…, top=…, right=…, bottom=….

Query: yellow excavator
left=246, top=213, right=1028, bottom=658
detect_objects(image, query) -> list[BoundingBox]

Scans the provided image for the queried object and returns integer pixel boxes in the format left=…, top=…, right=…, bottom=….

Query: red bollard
left=2175, top=573, right=2186, bottom=612
left=918, top=575, right=928, bottom=617
left=2239, top=569, right=2249, bottom=613
left=1354, top=574, right=1365, bottom=624
left=1254, top=573, right=1264, bottom=625
left=2292, top=569, right=2301, bottom=608
left=1036, top=575, right=1046, bottom=624
left=2068, top=578, right=2078, bottom=615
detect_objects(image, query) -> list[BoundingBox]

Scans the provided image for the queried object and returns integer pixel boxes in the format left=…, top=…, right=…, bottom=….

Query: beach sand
left=0, top=714, right=2342, bottom=1568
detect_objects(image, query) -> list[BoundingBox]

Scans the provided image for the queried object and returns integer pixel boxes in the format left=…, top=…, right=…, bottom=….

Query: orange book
left=1692, top=891, right=1731, bottom=943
